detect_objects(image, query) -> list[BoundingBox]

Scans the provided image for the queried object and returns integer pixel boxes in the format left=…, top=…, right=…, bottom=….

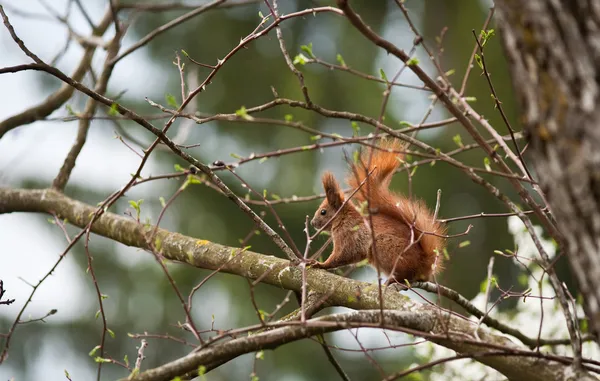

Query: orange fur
left=310, top=138, right=446, bottom=282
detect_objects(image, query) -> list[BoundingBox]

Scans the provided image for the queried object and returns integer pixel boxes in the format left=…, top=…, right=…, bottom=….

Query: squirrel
left=309, top=138, right=446, bottom=283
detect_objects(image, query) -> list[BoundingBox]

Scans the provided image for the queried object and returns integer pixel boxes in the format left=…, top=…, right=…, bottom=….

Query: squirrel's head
left=311, top=171, right=345, bottom=231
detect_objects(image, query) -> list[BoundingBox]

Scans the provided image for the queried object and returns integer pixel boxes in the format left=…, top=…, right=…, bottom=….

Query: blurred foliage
left=0, top=0, right=576, bottom=380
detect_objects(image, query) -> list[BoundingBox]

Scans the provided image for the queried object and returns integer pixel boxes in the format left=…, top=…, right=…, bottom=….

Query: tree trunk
left=496, top=0, right=600, bottom=341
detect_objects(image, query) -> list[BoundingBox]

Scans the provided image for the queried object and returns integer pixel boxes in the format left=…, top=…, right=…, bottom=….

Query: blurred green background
left=0, top=0, right=571, bottom=380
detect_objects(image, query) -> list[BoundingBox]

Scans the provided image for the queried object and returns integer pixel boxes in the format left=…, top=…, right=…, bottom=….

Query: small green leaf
left=256, top=350, right=264, bottom=360
left=235, top=106, right=254, bottom=121
left=95, top=310, right=101, bottom=320
left=300, top=43, right=315, bottom=58
left=353, top=150, right=360, bottom=164
left=444, top=69, right=455, bottom=76
left=407, top=57, right=419, bottom=66
left=479, top=279, right=488, bottom=293
left=293, top=53, right=309, bottom=65
left=165, top=93, right=179, bottom=108
left=480, top=29, right=495, bottom=46
left=108, top=103, right=119, bottom=116
left=271, top=194, right=281, bottom=200
left=474, top=53, right=483, bottom=70
left=483, top=157, right=491, bottom=171
left=89, top=345, right=101, bottom=357
left=452, top=134, right=463, bottom=147
left=159, top=196, right=166, bottom=208
left=124, top=355, right=129, bottom=367
left=94, top=357, right=110, bottom=363
left=301, top=145, right=312, bottom=151
left=379, top=68, right=388, bottom=82
left=336, top=53, right=346, bottom=67
left=284, top=114, right=293, bottom=122
left=259, top=157, right=268, bottom=164
left=464, top=96, right=477, bottom=102
left=230, top=152, right=242, bottom=159
left=174, top=163, right=186, bottom=172
left=66, top=105, right=79, bottom=117
left=181, top=49, right=189, bottom=57
left=258, top=11, right=264, bottom=18
left=351, top=121, right=360, bottom=136
left=107, top=328, right=115, bottom=338
left=310, top=135, right=322, bottom=141
left=198, top=365, right=207, bottom=379
left=100, top=294, right=109, bottom=300
left=410, top=165, right=418, bottom=177
left=258, top=309, right=267, bottom=321
left=458, top=240, right=471, bottom=248
left=186, top=175, right=201, bottom=186
left=129, top=200, right=139, bottom=214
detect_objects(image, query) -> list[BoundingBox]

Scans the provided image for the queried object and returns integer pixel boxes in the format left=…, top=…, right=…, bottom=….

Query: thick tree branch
left=123, top=310, right=590, bottom=381
left=0, top=187, right=595, bottom=381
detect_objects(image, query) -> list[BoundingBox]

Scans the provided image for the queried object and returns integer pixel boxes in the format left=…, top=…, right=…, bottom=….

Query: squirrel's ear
left=322, top=172, right=344, bottom=210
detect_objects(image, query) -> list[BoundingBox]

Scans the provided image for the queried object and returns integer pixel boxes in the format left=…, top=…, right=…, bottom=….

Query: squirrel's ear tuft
left=322, top=172, right=344, bottom=210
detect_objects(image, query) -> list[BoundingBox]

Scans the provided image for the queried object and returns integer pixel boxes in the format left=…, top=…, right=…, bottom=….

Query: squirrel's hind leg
left=311, top=244, right=365, bottom=270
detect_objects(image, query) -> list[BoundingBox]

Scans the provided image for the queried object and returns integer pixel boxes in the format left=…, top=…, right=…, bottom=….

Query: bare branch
left=0, top=6, right=114, bottom=138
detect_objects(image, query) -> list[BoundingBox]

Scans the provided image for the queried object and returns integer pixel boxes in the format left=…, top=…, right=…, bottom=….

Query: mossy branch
left=0, top=187, right=594, bottom=381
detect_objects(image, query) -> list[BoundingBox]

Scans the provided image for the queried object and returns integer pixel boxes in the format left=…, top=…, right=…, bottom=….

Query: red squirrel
left=309, top=138, right=446, bottom=283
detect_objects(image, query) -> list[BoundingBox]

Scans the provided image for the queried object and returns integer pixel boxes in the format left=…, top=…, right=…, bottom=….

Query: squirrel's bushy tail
left=345, top=138, right=405, bottom=201
left=395, top=198, right=446, bottom=275
left=346, top=138, right=446, bottom=274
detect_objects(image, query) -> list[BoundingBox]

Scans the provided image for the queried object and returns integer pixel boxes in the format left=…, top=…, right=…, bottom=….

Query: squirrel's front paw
left=304, top=259, right=322, bottom=268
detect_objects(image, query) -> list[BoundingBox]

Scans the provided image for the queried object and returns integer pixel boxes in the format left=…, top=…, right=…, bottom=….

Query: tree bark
left=496, top=0, right=600, bottom=341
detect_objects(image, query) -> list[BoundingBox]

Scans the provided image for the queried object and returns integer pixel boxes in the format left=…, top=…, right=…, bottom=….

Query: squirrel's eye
left=320, top=209, right=327, bottom=216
